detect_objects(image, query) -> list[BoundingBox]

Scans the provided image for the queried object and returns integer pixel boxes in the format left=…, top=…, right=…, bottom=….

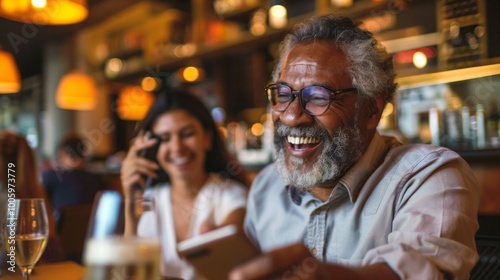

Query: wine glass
left=2, top=198, right=49, bottom=280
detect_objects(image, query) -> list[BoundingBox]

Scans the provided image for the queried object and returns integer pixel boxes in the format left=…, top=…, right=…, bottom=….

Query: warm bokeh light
left=183, top=67, right=199, bottom=82
left=0, top=0, right=88, bottom=25
left=250, top=8, right=267, bottom=36
left=56, top=72, right=97, bottom=110
left=32, top=0, right=47, bottom=9
left=105, top=58, right=123, bottom=77
left=250, top=22, right=266, bottom=35
left=331, top=0, right=353, bottom=8
left=177, top=66, right=205, bottom=83
left=172, top=43, right=197, bottom=58
left=0, top=49, right=21, bottom=94
left=141, top=77, right=159, bottom=92
left=117, top=86, right=155, bottom=120
left=412, top=51, right=428, bottom=69
left=251, top=123, right=264, bottom=137
left=269, top=5, right=287, bottom=29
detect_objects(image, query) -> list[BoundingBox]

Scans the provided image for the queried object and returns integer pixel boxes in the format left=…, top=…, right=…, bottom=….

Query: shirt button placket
left=307, top=208, right=325, bottom=262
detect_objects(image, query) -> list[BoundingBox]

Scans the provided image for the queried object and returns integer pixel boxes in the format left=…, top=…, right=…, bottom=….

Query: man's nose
left=279, top=97, right=312, bottom=126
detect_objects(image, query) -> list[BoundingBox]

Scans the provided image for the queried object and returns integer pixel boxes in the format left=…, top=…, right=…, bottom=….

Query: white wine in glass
left=3, top=198, right=49, bottom=280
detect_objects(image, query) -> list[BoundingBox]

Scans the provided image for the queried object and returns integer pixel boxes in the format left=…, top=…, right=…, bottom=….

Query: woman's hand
left=120, top=131, right=160, bottom=200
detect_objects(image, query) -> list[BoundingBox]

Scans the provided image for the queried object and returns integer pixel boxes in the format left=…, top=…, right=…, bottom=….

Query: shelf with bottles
left=102, top=0, right=389, bottom=81
left=396, top=57, right=500, bottom=90
left=392, top=67, right=500, bottom=156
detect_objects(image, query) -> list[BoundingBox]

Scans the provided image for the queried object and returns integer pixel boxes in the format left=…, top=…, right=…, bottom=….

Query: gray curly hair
left=272, top=14, right=397, bottom=103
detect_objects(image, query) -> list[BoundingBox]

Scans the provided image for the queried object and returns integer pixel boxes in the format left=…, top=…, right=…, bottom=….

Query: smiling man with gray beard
left=231, top=14, right=480, bottom=280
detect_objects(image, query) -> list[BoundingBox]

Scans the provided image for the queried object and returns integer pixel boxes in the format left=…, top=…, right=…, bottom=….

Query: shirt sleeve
left=363, top=149, right=479, bottom=280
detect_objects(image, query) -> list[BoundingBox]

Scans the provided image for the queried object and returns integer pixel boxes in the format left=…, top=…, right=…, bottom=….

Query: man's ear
left=366, top=94, right=386, bottom=130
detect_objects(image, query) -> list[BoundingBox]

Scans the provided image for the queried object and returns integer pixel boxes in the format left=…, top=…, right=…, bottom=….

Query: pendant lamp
left=0, top=0, right=88, bottom=25
left=117, top=86, right=154, bottom=121
left=0, top=48, right=21, bottom=93
left=56, top=71, right=97, bottom=110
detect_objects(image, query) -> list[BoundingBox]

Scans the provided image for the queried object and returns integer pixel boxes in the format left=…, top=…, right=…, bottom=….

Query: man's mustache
left=274, top=122, right=330, bottom=140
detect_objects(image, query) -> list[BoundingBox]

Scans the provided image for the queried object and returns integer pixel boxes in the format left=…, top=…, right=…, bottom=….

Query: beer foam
left=84, top=237, right=160, bottom=265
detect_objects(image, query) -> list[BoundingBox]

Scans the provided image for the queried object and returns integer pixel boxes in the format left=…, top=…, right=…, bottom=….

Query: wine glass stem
left=21, top=267, right=32, bottom=280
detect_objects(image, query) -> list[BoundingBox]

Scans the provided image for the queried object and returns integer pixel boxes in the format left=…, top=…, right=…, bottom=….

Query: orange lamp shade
left=56, top=72, right=97, bottom=110
left=0, top=49, right=21, bottom=93
left=0, top=0, right=88, bottom=25
left=117, top=86, right=154, bottom=120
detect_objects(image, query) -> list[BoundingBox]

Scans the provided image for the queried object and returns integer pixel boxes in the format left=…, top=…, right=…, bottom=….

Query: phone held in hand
left=177, top=225, right=260, bottom=280
left=139, top=134, right=160, bottom=162
left=138, top=134, right=161, bottom=189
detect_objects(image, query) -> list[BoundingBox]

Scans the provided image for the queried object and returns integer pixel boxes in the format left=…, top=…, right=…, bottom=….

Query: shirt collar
left=337, top=132, right=387, bottom=203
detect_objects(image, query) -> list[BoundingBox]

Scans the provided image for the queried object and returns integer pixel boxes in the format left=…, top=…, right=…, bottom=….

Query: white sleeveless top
left=137, top=174, right=247, bottom=280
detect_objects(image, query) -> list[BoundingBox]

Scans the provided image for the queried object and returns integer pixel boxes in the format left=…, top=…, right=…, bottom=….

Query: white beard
left=274, top=122, right=364, bottom=190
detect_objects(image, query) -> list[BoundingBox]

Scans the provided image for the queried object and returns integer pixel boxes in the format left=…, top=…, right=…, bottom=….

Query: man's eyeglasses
left=265, top=83, right=357, bottom=116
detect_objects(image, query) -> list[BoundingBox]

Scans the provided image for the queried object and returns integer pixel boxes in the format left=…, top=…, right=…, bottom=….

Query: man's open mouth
left=286, top=135, right=320, bottom=150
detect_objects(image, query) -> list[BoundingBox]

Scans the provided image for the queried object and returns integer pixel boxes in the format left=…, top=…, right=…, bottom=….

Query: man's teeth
left=287, top=136, right=320, bottom=145
left=171, top=157, right=189, bottom=164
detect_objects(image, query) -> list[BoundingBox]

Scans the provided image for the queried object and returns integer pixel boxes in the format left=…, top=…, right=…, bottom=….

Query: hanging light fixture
left=117, top=86, right=155, bottom=121
left=0, top=47, right=21, bottom=93
left=56, top=71, right=97, bottom=110
left=0, top=0, right=88, bottom=25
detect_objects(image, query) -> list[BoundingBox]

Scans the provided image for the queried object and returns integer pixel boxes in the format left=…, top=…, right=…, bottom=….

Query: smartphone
left=139, top=134, right=160, bottom=162
left=177, top=225, right=260, bottom=280
left=137, top=133, right=163, bottom=188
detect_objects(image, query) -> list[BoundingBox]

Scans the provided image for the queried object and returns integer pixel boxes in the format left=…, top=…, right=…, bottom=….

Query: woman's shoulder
left=207, top=173, right=246, bottom=189
left=200, top=174, right=248, bottom=200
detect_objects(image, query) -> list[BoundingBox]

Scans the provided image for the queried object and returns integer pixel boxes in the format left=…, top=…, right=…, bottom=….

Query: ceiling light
left=0, top=47, right=21, bottom=93
left=56, top=71, right=97, bottom=110
left=117, top=86, right=154, bottom=120
left=0, top=0, right=88, bottom=25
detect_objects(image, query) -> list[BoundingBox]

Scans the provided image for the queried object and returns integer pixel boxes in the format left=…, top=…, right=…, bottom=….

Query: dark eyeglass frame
left=265, top=83, right=357, bottom=116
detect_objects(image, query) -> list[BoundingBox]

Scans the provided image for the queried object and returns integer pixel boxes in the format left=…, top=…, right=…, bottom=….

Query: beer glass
left=83, top=236, right=160, bottom=280
left=2, top=198, right=49, bottom=280
left=82, top=190, right=161, bottom=280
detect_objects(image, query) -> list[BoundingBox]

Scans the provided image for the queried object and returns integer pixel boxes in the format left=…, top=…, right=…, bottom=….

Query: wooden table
left=1, top=261, right=84, bottom=280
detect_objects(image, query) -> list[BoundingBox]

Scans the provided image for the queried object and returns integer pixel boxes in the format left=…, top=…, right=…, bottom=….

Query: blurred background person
left=0, top=130, right=66, bottom=265
left=42, top=131, right=105, bottom=218
left=120, top=89, right=250, bottom=279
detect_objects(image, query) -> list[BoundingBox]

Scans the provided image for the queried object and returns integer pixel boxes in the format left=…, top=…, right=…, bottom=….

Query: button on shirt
left=244, top=132, right=479, bottom=280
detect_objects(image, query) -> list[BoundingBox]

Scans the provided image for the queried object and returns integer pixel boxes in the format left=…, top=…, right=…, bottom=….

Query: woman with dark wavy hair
left=121, top=89, right=249, bottom=279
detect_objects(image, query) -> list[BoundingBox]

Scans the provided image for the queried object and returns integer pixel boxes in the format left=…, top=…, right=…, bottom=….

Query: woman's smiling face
left=152, top=109, right=212, bottom=181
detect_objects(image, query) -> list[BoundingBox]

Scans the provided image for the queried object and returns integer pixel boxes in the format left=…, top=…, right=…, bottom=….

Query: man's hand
left=229, top=243, right=324, bottom=280
left=229, top=243, right=400, bottom=280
